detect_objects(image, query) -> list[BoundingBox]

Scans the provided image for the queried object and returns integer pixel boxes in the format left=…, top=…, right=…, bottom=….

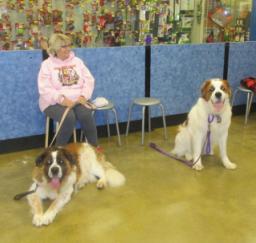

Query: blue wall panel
left=75, top=46, right=145, bottom=125
left=228, top=42, right=256, bottom=105
left=1, top=42, right=256, bottom=141
left=0, top=47, right=145, bottom=140
left=151, top=44, right=225, bottom=116
left=0, top=50, right=43, bottom=140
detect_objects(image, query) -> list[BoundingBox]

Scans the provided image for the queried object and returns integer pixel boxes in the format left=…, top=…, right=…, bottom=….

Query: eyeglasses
left=60, top=43, right=72, bottom=48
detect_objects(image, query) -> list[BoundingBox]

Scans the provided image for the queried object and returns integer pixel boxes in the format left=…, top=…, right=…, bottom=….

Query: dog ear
left=35, top=151, right=48, bottom=167
left=62, top=149, right=77, bottom=165
left=201, top=80, right=212, bottom=100
left=222, top=79, right=232, bottom=97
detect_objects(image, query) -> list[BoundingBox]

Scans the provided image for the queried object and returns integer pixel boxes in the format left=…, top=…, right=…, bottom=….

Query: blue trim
left=250, top=0, right=256, bottom=40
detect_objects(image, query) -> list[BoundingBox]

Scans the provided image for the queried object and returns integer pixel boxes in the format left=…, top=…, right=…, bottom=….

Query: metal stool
left=126, top=97, right=167, bottom=145
left=45, top=116, right=77, bottom=148
left=232, top=86, right=255, bottom=124
left=80, top=101, right=121, bottom=146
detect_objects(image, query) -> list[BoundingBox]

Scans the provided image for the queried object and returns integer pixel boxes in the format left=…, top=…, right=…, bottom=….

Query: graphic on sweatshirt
left=56, top=65, right=79, bottom=86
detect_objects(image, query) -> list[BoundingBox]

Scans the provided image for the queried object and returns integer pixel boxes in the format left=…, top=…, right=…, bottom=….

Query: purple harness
left=149, top=114, right=221, bottom=168
left=205, top=114, right=221, bottom=154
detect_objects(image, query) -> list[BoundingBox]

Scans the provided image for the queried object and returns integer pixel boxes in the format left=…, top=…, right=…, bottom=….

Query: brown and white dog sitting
left=171, top=78, right=237, bottom=171
left=27, top=143, right=125, bottom=227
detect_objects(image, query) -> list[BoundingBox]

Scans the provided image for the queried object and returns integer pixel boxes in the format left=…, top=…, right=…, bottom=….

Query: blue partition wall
left=0, top=46, right=145, bottom=140
left=75, top=46, right=145, bottom=125
left=228, top=41, right=256, bottom=105
left=0, top=50, right=42, bottom=140
left=1, top=42, right=256, bottom=142
left=151, top=43, right=225, bottom=116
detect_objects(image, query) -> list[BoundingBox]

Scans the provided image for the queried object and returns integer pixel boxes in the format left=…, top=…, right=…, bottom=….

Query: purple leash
left=149, top=142, right=194, bottom=168
left=149, top=114, right=221, bottom=168
left=205, top=114, right=221, bottom=154
left=206, top=114, right=215, bottom=154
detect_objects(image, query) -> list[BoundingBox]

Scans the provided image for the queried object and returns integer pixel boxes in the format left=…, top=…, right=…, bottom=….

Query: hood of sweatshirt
left=48, top=51, right=75, bottom=65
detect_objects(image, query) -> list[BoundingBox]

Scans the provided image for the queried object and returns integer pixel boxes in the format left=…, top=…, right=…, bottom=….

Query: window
left=0, top=0, right=252, bottom=50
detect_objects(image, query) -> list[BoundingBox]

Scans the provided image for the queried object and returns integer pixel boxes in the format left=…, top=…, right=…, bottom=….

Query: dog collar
left=208, top=114, right=221, bottom=123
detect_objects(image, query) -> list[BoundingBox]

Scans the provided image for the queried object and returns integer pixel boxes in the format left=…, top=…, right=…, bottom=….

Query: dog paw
left=96, top=178, right=106, bottom=189
left=185, top=153, right=193, bottom=161
left=224, top=162, right=237, bottom=170
left=209, top=151, right=214, bottom=155
left=32, top=214, right=44, bottom=227
left=170, top=149, right=177, bottom=155
left=193, top=162, right=204, bottom=171
left=42, top=211, right=56, bottom=225
left=222, top=157, right=237, bottom=169
left=204, top=151, right=214, bottom=156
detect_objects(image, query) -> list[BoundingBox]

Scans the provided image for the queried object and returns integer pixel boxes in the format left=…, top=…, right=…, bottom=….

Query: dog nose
left=51, top=167, right=59, bottom=175
left=215, top=92, right=222, bottom=99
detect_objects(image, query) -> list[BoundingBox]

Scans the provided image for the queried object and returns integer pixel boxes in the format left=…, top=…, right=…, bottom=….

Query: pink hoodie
left=38, top=51, right=95, bottom=111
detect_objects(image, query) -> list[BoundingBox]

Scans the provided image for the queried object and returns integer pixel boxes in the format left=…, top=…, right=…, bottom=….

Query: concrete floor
left=1, top=114, right=256, bottom=243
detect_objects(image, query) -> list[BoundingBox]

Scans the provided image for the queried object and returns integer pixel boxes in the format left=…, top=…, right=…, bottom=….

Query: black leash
left=13, top=184, right=38, bottom=201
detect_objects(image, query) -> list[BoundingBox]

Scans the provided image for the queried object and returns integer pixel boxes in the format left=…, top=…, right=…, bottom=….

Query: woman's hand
left=61, top=96, right=75, bottom=107
left=77, top=96, right=96, bottom=109
left=77, top=96, right=87, bottom=105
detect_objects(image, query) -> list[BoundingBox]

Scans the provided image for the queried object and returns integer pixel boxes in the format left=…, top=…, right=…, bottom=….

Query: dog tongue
left=50, top=178, right=60, bottom=189
left=213, top=101, right=224, bottom=112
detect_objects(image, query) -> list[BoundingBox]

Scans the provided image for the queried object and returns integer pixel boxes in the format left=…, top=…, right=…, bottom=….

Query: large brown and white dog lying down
left=171, top=78, right=237, bottom=171
left=27, top=143, right=125, bottom=227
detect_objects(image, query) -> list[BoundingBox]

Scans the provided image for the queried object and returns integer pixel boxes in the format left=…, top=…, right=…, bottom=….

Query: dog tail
left=106, top=167, right=126, bottom=187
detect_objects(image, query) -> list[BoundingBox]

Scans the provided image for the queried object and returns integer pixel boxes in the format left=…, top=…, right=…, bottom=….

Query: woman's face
left=56, top=42, right=71, bottom=60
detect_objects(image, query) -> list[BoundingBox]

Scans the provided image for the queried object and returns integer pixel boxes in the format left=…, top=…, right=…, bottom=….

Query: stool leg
left=245, top=93, right=254, bottom=124
left=142, top=106, right=146, bottom=145
left=248, top=93, right=254, bottom=112
left=73, top=129, right=77, bottom=143
left=231, top=89, right=239, bottom=107
left=105, top=111, right=111, bottom=138
left=159, top=103, right=168, bottom=140
left=80, top=131, right=89, bottom=142
left=126, top=103, right=134, bottom=136
left=148, top=106, right=151, bottom=132
left=112, top=108, right=122, bottom=146
left=45, top=117, right=50, bottom=148
left=49, top=121, right=60, bottom=146
left=80, top=131, right=84, bottom=142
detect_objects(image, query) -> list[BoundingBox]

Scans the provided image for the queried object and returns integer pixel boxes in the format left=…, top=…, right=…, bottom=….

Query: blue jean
left=44, top=104, right=98, bottom=146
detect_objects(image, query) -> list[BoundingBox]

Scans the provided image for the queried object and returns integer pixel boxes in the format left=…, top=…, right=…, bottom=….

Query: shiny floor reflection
left=1, top=114, right=256, bottom=243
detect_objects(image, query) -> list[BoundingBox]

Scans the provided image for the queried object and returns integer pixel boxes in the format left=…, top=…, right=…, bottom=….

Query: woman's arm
left=79, top=60, right=95, bottom=100
left=38, top=61, right=62, bottom=106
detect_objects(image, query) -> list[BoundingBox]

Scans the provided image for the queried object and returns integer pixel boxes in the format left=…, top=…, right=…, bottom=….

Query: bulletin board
left=0, top=0, right=195, bottom=50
